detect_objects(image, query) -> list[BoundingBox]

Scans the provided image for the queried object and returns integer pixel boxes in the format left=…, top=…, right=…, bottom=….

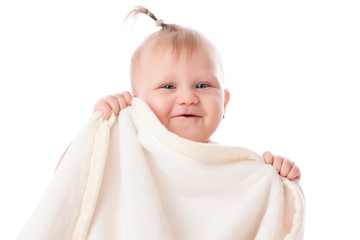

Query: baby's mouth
left=175, top=114, right=201, bottom=118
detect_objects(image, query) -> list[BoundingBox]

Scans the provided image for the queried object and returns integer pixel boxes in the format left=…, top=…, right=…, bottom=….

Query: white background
left=1, top=0, right=359, bottom=239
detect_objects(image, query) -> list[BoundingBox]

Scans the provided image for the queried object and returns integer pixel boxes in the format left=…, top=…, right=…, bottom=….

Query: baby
left=59, top=7, right=301, bottom=180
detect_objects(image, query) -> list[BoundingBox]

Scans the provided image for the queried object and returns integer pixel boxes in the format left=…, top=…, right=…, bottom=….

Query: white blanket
left=18, top=98, right=305, bottom=240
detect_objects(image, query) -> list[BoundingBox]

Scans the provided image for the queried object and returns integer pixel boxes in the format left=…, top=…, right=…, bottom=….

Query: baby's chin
left=171, top=129, right=210, bottom=143
left=159, top=118, right=212, bottom=143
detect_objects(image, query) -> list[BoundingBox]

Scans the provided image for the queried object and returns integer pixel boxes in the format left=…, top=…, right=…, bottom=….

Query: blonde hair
left=125, top=6, right=224, bottom=92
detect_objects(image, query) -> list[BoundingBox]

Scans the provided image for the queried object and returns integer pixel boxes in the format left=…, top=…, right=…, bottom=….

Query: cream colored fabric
left=18, top=98, right=305, bottom=240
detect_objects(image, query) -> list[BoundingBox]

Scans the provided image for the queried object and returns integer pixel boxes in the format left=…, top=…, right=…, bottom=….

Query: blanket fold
left=18, top=98, right=305, bottom=240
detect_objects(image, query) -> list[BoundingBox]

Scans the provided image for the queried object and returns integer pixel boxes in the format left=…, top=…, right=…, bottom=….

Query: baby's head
left=126, top=7, right=230, bottom=143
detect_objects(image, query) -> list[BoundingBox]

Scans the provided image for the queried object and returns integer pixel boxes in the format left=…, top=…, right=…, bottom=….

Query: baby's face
left=133, top=43, right=230, bottom=143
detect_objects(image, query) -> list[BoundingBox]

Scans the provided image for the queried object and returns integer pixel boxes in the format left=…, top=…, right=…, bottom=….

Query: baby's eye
left=162, top=84, right=176, bottom=89
left=196, top=83, right=208, bottom=89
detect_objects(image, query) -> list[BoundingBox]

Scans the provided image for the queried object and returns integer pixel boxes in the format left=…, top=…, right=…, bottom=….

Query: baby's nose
left=175, top=90, right=199, bottom=105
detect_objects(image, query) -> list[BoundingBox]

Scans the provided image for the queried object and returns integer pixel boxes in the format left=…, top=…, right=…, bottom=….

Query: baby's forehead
left=144, top=35, right=215, bottom=60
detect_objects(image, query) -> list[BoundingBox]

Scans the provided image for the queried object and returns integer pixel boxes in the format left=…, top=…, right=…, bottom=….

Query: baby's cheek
left=146, top=102, right=171, bottom=127
left=206, top=103, right=224, bottom=133
left=210, top=97, right=225, bottom=117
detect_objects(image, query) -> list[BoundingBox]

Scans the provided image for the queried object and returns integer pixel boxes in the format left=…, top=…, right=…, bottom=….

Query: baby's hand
left=93, top=91, right=133, bottom=120
left=262, top=151, right=301, bottom=181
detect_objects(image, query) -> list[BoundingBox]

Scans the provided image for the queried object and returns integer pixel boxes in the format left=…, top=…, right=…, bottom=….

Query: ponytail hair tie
left=155, top=19, right=164, bottom=27
left=125, top=6, right=177, bottom=31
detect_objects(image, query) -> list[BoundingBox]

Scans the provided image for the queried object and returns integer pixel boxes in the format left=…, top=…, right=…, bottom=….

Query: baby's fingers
left=121, top=91, right=133, bottom=106
left=104, top=95, right=121, bottom=117
left=272, top=155, right=284, bottom=173
left=262, top=151, right=274, bottom=164
left=114, top=91, right=133, bottom=110
left=93, top=92, right=134, bottom=120
left=263, top=151, right=301, bottom=181
left=279, top=158, right=294, bottom=178
left=263, top=152, right=287, bottom=174
left=93, top=95, right=121, bottom=120
left=287, top=164, right=301, bottom=180
left=93, top=98, right=113, bottom=120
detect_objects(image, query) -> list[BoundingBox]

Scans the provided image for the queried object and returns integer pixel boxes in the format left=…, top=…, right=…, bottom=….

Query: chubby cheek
left=206, top=97, right=224, bottom=130
left=141, top=95, right=172, bottom=126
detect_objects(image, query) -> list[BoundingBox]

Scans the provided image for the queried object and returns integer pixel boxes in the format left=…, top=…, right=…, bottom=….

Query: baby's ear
left=224, top=89, right=230, bottom=110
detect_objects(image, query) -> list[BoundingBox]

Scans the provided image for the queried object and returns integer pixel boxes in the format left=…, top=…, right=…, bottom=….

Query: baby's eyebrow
left=158, top=74, right=177, bottom=81
left=197, top=74, right=221, bottom=84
